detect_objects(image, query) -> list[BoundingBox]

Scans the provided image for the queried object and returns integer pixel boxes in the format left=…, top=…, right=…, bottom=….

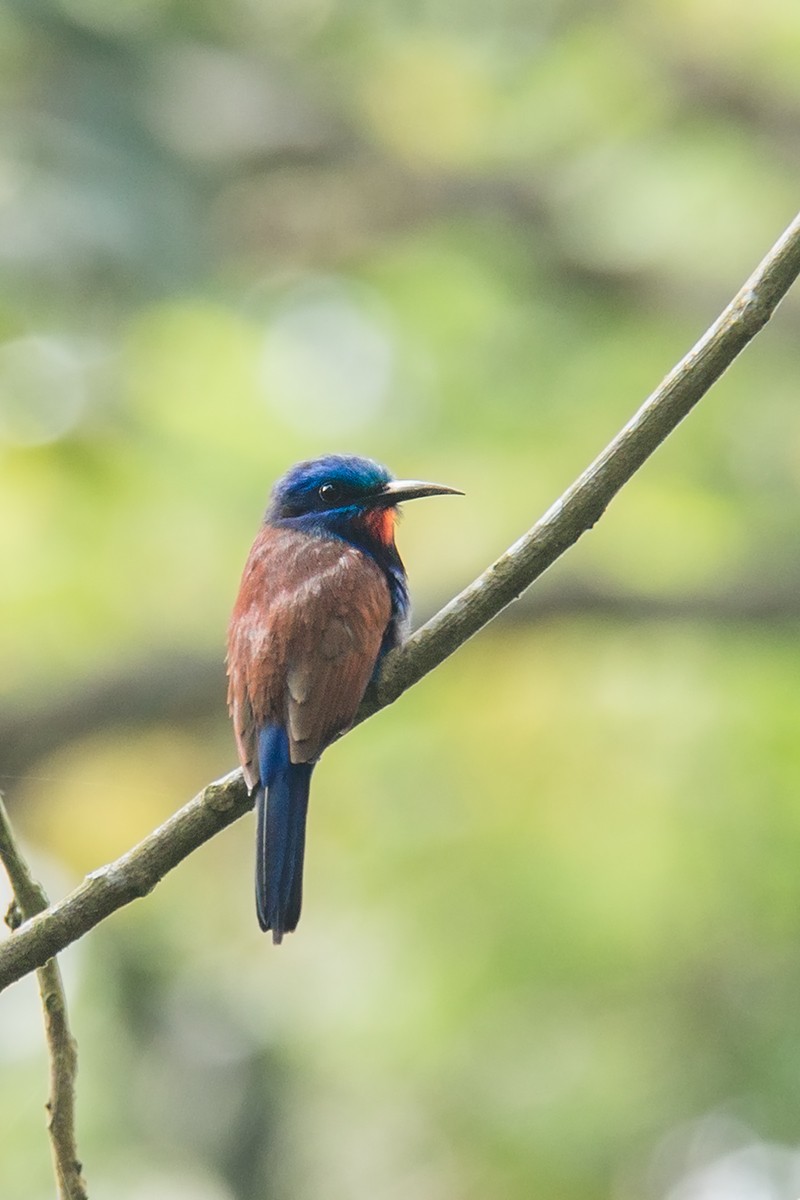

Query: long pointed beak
left=372, top=479, right=464, bottom=506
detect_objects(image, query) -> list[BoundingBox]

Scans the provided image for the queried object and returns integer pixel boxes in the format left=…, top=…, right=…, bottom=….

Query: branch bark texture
left=367, top=210, right=800, bottom=711
left=1, top=210, right=800, bottom=995
left=0, top=796, right=88, bottom=1200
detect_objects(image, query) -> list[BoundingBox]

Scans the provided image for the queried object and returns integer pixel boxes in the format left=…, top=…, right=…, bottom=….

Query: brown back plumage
left=226, top=526, right=392, bottom=789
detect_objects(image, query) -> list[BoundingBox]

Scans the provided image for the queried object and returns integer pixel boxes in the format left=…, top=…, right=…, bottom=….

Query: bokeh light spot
left=361, top=38, right=494, bottom=166
left=259, top=280, right=395, bottom=434
left=0, top=336, right=88, bottom=447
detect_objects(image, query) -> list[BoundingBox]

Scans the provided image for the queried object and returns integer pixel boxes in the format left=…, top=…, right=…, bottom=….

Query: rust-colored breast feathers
left=227, top=527, right=391, bottom=783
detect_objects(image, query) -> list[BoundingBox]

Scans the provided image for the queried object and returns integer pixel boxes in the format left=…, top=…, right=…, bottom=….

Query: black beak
left=371, top=479, right=464, bottom=506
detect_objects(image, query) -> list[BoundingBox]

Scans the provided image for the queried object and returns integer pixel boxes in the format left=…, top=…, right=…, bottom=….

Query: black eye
left=319, top=482, right=342, bottom=505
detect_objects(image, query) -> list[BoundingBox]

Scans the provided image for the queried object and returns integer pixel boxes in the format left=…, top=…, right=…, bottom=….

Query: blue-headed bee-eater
left=227, top=455, right=461, bottom=942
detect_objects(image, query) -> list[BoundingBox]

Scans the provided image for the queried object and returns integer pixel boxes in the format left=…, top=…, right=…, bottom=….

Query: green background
left=2, top=1, right=800, bottom=1197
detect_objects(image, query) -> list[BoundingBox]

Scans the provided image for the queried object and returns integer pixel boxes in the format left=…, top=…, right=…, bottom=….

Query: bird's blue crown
left=268, top=454, right=393, bottom=520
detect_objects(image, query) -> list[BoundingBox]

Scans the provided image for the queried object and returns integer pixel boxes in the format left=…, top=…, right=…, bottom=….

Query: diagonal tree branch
left=1, top=210, right=799, bottom=994
left=365, top=209, right=800, bottom=712
left=0, top=795, right=88, bottom=1200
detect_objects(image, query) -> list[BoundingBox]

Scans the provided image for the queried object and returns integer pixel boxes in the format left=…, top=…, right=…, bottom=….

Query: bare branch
left=1, top=209, right=799, bottom=993
left=0, top=772, right=251, bottom=995
left=365, top=209, right=800, bottom=711
left=0, top=796, right=88, bottom=1200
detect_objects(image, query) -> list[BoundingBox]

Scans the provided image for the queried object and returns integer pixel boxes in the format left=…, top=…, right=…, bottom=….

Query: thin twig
left=0, top=795, right=88, bottom=1199
left=0, top=210, right=799, bottom=994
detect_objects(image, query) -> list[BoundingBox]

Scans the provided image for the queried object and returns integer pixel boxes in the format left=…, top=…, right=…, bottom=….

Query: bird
left=226, top=454, right=462, bottom=943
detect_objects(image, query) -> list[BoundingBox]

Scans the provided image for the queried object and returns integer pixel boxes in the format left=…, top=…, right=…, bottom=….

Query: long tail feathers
left=256, top=726, right=314, bottom=943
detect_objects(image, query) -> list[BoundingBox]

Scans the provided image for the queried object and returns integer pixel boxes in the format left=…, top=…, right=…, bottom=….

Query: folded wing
left=227, top=527, right=392, bottom=782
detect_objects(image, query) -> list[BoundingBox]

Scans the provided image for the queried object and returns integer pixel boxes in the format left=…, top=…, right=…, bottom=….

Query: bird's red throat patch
left=362, top=506, right=397, bottom=547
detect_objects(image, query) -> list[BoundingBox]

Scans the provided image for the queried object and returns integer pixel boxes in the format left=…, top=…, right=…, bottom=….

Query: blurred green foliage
left=2, top=1, right=800, bottom=1198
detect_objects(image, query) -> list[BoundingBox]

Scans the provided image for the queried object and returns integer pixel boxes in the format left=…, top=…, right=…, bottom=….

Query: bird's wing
left=228, top=685, right=258, bottom=791
left=283, top=546, right=391, bottom=763
left=227, top=527, right=392, bottom=778
left=227, top=527, right=291, bottom=791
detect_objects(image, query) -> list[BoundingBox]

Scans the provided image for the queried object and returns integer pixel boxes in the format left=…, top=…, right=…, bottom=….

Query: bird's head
left=268, top=455, right=462, bottom=546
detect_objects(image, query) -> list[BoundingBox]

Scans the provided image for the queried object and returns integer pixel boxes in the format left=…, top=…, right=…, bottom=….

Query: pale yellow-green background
left=2, top=1, right=800, bottom=1197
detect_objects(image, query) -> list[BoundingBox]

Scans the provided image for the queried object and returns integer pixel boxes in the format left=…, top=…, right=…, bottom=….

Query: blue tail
left=256, top=726, right=314, bottom=943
